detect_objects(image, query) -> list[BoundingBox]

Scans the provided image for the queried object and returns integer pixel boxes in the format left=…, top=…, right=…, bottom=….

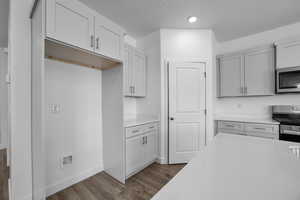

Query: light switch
left=49, top=104, right=62, bottom=114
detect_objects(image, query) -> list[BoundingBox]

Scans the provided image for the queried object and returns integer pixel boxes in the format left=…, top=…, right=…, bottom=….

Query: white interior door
left=169, top=62, right=206, bottom=164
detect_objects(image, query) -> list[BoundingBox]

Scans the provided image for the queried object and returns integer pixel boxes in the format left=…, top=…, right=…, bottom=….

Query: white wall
left=136, top=31, right=161, bottom=118
left=124, top=97, right=137, bottom=117
left=160, top=29, right=215, bottom=163
left=45, top=59, right=103, bottom=196
left=0, top=48, right=8, bottom=150
left=216, top=22, right=300, bottom=118
left=9, top=0, right=34, bottom=199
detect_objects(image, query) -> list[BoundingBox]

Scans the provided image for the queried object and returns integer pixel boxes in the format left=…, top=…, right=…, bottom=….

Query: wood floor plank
left=72, top=183, right=98, bottom=200
left=0, top=149, right=8, bottom=200
left=47, top=163, right=186, bottom=200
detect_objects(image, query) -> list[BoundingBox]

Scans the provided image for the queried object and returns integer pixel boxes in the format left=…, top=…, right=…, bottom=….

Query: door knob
left=170, top=117, right=174, bottom=121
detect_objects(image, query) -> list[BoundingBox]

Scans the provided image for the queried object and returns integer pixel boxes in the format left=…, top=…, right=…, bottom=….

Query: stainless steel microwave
left=277, top=66, right=300, bottom=93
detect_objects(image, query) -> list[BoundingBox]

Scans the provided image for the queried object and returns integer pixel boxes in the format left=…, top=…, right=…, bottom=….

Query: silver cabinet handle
left=145, top=136, right=147, bottom=144
left=225, top=124, right=235, bottom=128
left=282, top=130, right=300, bottom=136
left=96, top=37, right=100, bottom=49
left=254, top=127, right=266, bottom=131
left=91, top=35, right=94, bottom=48
left=130, top=86, right=134, bottom=95
left=149, top=126, right=155, bottom=129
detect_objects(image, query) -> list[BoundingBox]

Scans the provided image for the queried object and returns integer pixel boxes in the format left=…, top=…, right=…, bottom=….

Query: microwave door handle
left=282, top=130, right=300, bottom=136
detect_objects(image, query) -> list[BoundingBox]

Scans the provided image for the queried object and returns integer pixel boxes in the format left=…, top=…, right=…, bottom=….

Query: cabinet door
left=244, top=48, right=275, bottom=96
left=46, top=0, right=94, bottom=51
left=276, top=41, right=300, bottom=69
left=218, top=55, right=244, bottom=97
left=94, top=17, right=123, bottom=60
left=123, top=45, right=134, bottom=96
left=126, top=135, right=144, bottom=176
left=133, top=51, right=146, bottom=97
left=143, top=131, right=157, bottom=165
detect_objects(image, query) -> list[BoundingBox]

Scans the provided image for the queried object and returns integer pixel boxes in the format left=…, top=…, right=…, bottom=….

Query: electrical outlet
left=61, top=155, right=73, bottom=168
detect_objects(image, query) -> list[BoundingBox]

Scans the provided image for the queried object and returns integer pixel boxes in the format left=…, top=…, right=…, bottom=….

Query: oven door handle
left=282, top=130, right=300, bottom=136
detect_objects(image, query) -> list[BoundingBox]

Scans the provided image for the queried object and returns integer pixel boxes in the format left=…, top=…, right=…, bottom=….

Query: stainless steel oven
left=273, top=105, right=300, bottom=143
left=276, top=66, right=300, bottom=93
left=280, top=125, right=300, bottom=143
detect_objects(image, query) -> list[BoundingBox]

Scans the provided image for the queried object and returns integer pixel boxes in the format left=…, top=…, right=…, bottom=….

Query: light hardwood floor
left=47, top=163, right=186, bottom=200
left=0, top=149, right=8, bottom=200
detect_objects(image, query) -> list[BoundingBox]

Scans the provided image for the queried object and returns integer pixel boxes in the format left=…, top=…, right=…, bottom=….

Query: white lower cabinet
left=217, top=120, right=279, bottom=139
left=125, top=123, right=158, bottom=178
left=126, top=134, right=145, bottom=176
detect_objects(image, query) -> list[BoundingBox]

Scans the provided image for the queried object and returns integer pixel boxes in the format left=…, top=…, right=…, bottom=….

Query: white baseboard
left=21, top=194, right=33, bottom=200
left=0, top=143, right=7, bottom=150
left=156, top=157, right=168, bottom=164
left=46, top=166, right=103, bottom=197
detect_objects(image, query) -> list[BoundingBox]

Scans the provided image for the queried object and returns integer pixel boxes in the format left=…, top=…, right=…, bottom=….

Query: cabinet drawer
left=143, top=123, right=158, bottom=132
left=218, top=121, right=244, bottom=132
left=247, top=131, right=277, bottom=139
left=126, top=126, right=144, bottom=138
left=245, top=123, right=276, bottom=133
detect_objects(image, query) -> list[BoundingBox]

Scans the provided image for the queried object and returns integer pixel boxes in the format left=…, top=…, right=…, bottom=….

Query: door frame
left=166, top=60, right=207, bottom=164
left=0, top=47, right=10, bottom=200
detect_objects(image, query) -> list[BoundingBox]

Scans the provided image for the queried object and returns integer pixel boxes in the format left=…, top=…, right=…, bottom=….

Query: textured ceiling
left=80, top=0, right=300, bottom=42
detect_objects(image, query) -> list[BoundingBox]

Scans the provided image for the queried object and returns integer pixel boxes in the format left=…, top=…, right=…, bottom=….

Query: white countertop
left=152, top=134, right=300, bottom=200
left=214, top=114, right=280, bottom=125
left=124, top=115, right=159, bottom=127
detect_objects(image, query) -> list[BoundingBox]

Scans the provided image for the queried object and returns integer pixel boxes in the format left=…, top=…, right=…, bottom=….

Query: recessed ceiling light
left=188, top=16, right=197, bottom=23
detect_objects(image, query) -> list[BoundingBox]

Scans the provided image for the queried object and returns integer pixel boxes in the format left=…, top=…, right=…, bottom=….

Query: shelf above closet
left=45, top=39, right=122, bottom=70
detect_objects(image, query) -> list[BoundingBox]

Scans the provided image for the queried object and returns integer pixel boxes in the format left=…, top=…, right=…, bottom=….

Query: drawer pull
left=148, top=126, right=155, bottom=129
left=254, top=127, right=266, bottom=131
left=132, top=130, right=139, bottom=133
left=225, top=125, right=235, bottom=128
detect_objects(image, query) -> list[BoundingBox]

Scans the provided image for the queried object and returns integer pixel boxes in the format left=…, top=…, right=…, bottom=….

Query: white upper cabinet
left=218, top=54, right=244, bottom=97
left=124, top=44, right=146, bottom=97
left=46, top=0, right=95, bottom=51
left=123, top=46, right=133, bottom=96
left=46, top=0, right=124, bottom=60
left=133, top=50, right=146, bottom=97
left=276, top=38, right=300, bottom=69
left=244, top=48, right=275, bottom=96
left=94, top=16, right=123, bottom=60
left=217, top=45, right=275, bottom=97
